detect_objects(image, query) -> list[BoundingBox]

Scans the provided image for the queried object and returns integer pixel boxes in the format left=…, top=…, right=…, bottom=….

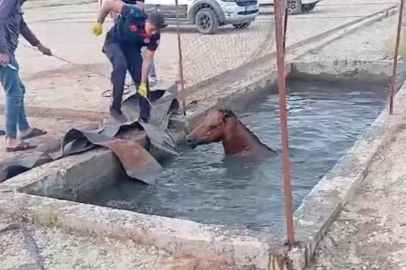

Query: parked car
left=144, top=0, right=260, bottom=34
left=258, top=0, right=321, bottom=14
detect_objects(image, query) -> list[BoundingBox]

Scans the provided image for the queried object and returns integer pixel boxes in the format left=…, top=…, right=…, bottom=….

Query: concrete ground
left=307, top=122, right=406, bottom=270
left=0, top=0, right=404, bottom=269
left=0, top=213, right=239, bottom=270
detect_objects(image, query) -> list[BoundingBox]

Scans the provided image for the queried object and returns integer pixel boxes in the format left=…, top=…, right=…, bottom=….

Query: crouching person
left=92, top=0, right=164, bottom=123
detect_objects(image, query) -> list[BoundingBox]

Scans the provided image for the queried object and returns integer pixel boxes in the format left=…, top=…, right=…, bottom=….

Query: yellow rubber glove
left=138, top=83, right=148, bottom=98
left=91, top=23, right=103, bottom=36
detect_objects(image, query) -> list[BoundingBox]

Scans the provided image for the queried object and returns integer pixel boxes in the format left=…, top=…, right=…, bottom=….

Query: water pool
left=89, top=78, right=387, bottom=232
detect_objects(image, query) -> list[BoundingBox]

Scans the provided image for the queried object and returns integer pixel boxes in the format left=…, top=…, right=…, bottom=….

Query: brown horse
left=186, top=109, right=276, bottom=159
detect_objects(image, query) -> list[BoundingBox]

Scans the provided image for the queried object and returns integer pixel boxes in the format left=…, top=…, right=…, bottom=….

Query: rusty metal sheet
left=99, top=139, right=161, bottom=185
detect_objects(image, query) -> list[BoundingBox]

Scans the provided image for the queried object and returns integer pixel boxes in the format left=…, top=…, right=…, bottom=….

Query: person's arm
left=0, top=0, right=18, bottom=54
left=140, top=35, right=160, bottom=84
left=141, top=50, right=154, bottom=84
left=20, top=17, right=52, bottom=55
left=96, top=0, right=125, bottom=24
left=19, top=18, right=39, bottom=47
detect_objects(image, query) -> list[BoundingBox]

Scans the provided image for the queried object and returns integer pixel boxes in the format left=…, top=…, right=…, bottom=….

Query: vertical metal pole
left=390, top=0, right=405, bottom=115
left=283, top=5, right=289, bottom=54
left=175, top=0, right=187, bottom=116
left=283, top=4, right=289, bottom=95
left=274, top=0, right=295, bottom=247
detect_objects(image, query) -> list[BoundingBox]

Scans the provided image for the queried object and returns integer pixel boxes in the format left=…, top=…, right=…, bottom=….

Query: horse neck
left=222, top=119, right=257, bottom=155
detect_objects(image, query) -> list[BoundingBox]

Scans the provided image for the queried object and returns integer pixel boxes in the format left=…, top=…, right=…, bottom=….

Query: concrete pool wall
left=0, top=60, right=404, bottom=270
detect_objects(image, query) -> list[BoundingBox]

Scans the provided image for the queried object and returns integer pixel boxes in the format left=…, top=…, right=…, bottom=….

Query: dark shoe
left=0, top=130, right=5, bottom=136
left=109, top=107, right=127, bottom=123
left=6, top=141, right=37, bottom=152
left=20, top=128, right=47, bottom=140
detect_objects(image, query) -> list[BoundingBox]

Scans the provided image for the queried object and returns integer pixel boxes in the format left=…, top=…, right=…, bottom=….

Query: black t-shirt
left=105, top=4, right=160, bottom=52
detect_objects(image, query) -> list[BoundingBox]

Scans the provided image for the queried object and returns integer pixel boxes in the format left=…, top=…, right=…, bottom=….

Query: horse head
left=186, top=109, right=236, bottom=148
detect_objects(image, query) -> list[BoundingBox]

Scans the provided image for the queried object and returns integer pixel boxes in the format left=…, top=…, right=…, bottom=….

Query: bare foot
left=6, top=137, right=22, bottom=148
left=5, top=138, right=36, bottom=152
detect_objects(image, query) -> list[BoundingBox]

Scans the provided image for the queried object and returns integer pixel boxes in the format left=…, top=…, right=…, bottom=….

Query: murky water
left=89, top=79, right=387, bottom=232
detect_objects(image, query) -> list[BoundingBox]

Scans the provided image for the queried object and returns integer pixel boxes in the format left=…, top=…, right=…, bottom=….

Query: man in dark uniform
left=92, top=0, right=164, bottom=123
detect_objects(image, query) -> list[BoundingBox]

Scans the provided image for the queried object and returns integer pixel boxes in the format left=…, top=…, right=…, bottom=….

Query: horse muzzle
left=185, top=134, right=200, bottom=148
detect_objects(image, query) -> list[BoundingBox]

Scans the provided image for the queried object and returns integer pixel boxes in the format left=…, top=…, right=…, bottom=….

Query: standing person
left=92, top=0, right=164, bottom=123
left=0, top=0, right=51, bottom=152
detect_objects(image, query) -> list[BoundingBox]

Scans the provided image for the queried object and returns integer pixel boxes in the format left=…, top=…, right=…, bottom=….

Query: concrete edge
left=288, top=5, right=397, bottom=62
left=0, top=191, right=287, bottom=270
left=287, top=72, right=406, bottom=269
left=290, top=59, right=393, bottom=81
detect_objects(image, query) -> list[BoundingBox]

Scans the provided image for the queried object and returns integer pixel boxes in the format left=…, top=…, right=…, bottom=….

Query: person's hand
left=91, top=23, right=103, bottom=36
left=0, top=53, right=10, bottom=66
left=37, top=43, right=52, bottom=56
left=137, top=83, right=148, bottom=98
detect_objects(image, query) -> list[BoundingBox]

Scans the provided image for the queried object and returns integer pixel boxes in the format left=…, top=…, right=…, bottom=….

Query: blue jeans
left=0, top=55, right=30, bottom=139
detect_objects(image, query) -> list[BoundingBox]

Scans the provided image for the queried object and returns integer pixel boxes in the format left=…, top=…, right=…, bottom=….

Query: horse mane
left=218, top=109, right=266, bottom=146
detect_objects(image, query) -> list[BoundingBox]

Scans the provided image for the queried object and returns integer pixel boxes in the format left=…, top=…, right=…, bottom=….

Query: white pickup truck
left=144, top=0, right=260, bottom=34
left=259, top=0, right=321, bottom=14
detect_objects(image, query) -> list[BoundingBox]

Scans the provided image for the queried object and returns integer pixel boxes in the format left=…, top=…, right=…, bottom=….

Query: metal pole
left=390, top=0, right=405, bottom=115
left=175, top=0, right=187, bottom=116
left=283, top=5, right=289, bottom=54
left=273, top=0, right=295, bottom=247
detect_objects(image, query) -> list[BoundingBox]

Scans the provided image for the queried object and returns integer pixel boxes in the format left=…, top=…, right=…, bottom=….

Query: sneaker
left=109, top=107, right=127, bottom=123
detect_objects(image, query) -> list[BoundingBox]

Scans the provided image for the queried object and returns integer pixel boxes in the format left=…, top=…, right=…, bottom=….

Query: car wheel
left=301, top=3, right=316, bottom=12
left=233, top=22, right=251, bottom=29
left=195, top=8, right=220, bottom=35
left=286, top=0, right=302, bottom=15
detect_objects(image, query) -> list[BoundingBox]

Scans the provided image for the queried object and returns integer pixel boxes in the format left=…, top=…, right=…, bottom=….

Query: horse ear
left=222, top=109, right=234, bottom=122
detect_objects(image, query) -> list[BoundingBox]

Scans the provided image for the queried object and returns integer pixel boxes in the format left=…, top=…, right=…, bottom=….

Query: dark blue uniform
left=103, top=4, right=160, bottom=120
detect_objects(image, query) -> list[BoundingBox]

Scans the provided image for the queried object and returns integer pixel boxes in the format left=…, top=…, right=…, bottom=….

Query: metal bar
left=283, top=4, right=289, bottom=54
left=273, top=0, right=295, bottom=247
left=390, top=0, right=405, bottom=115
left=174, top=0, right=187, bottom=116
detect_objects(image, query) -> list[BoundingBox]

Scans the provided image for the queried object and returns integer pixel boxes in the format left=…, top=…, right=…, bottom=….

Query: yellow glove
left=137, top=83, right=148, bottom=98
left=91, top=23, right=103, bottom=36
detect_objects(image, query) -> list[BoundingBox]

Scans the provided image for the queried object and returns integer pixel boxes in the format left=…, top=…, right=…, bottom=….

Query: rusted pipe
left=273, top=0, right=295, bottom=247
left=390, top=0, right=405, bottom=115
left=174, top=0, right=187, bottom=115
left=283, top=5, right=289, bottom=54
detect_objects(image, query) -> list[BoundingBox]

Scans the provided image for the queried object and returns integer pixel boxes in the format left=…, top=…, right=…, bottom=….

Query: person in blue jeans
left=0, top=0, right=52, bottom=152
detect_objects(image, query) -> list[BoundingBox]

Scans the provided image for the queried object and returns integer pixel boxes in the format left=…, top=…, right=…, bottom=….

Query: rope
left=20, top=43, right=131, bottom=97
